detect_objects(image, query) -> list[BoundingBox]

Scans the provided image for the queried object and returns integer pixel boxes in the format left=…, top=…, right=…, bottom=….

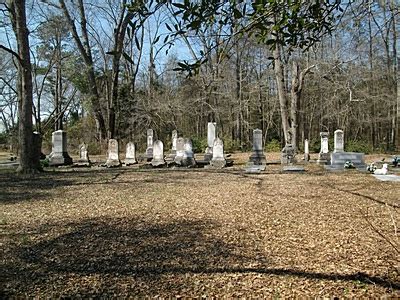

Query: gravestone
left=106, top=139, right=121, bottom=167
left=327, top=130, right=365, bottom=170
left=166, top=130, right=178, bottom=163
left=210, top=138, right=226, bottom=168
left=317, top=132, right=330, bottom=164
left=125, top=142, right=137, bottom=165
left=174, top=137, right=185, bottom=166
left=281, top=143, right=296, bottom=164
left=304, top=139, right=310, bottom=162
left=151, top=140, right=165, bottom=167
left=146, top=129, right=154, bottom=161
left=334, top=129, right=344, bottom=153
left=204, top=122, right=216, bottom=161
left=48, top=130, right=73, bottom=166
left=245, top=129, right=266, bottom=172
left=183, top=138, right=196, bottom=167
left=75, top=142, right=90, bottom=166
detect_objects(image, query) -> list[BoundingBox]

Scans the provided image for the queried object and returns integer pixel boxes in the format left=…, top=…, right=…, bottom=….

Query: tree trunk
left=8, top=0, right=40, bottom=173
left=273, top=44, right=290, bottom=145
left=59, top=0, right=107, bottom=140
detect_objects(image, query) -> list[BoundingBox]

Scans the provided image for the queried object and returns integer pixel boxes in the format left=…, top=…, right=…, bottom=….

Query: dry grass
left=1, top=152, right=399, bottom=297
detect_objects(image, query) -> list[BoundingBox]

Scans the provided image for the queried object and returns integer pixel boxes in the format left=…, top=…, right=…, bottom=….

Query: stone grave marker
left=304, top=139, right=310, bottom=162
left=146, top=129, right=154, bottom=160
left=245, top=129, right=266, bottom=172
left=166, top=130, right=178, bottom=163
left=210, top=138, right=226, bottom=168
left=151, top=140, right=165, bottom=167
left=125, top=142, right=137, bottom=165
left=75, top=142, right=90, bottom=166
left=204, top=122, right=216, bottom=161
left=106, top=139, right=121, bottom=167
left=48, top=130, right=73, bottom=166
left=317, top=132, right=330, bottom=164
left=174, top=137, right=185, bottom=166
left=334, top=129, right=344, bottom=153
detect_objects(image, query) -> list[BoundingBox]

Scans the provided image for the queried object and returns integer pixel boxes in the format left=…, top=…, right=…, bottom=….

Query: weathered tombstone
left=146, top=129, right=154, bottom=161
left=166, top=130, right=178, bottom=163
left=334, top=129, right=344, bottom=153
left=245, top=129, right=266, bottom=173
left=48, top=130, right=73, bottom=166
left=204, top=122, right=216, bottom=161
left=75, top=142, right=90, bottom=166
left=281, top=144, right=296, bottom=164
left=317, top=132, right=330, bottom=164
left=183, top=138, right=196, bottom=167
left=249, top=129, right=266, bottom=165
left=106, top=139, right=121, bottom=167
left=304, top=139, right=310, bottom=162
left=174, top=137, right=185, bottom=165
left=210, top=138, right=226, bottom=168
left=151, top=140, right=165, bottom=167
left=171, top=130, right=178, bottom=153
left=124, top=142, right=137, bottom=165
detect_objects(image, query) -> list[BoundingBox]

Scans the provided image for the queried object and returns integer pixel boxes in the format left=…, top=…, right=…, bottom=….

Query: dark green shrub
left=191, top=137, right=207, bottom=153
left=266, top=139, right=281, bottom=152
left=345, top=140, right=373, bottom=154
left=223, top=138, right=241, bottom=152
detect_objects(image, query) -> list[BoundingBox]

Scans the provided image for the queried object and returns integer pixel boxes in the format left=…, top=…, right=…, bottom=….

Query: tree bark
left=273, top=44, right=290, bottom=146
left=8, top=0, right=41, bottom=173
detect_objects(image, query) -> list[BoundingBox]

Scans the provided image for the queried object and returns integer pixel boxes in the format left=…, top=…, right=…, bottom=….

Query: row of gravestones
left=47, top=126, right=364, bottom=171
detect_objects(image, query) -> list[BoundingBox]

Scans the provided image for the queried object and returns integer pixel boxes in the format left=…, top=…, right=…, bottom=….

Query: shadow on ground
left=2, top=217, right=399, bottom=296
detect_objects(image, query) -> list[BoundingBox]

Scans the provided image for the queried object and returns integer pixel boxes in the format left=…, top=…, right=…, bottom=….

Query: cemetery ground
left=1, top=152, right=399, bottom=297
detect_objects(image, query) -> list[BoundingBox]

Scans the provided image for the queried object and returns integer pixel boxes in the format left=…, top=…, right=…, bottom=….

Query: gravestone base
left=74, top=158, right=91, bottom=167
left=165, top=151, right=177, bottom=163
left=106, top=158, right=121, bottom=168
left=245, top=162, right=266, bottom=173
left=209, top=159, right=226, bottom=169
left=175, top=157, right=196, bottom=167
left=325, top=152, right=366, bottom=171
left=281, top=144, right=297, bottom=165
left=282, top=165, right=305, bottom=172
left=317, top=153, right=330, bottom=165
left=151, top=159, right=166, bottom=167
left=48, top=153, right=73, bottom=166
left=249, top=151, right=266, bottom=165
left=124, top=158, right=137, bottom=166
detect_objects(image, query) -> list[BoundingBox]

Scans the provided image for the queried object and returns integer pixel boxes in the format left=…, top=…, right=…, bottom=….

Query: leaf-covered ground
left=1, top=153, right=399, bottom=297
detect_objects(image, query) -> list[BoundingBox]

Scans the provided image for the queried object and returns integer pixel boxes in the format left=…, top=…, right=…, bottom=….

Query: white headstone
left=151, top=140, right=165, bottom=166
left=125, top=142, right=137, bottom=165
left=79, top=143, right=89, bottom=161
left=334, top=129, right=344, bottom=153
left=304, top=139, right=309, bottom=162
left=320, top=132, right=329, bottom=154
left=210, top=138, right=226, bottom=168
left=172, top=130, right=178, bottom=152
left=48, top=130, right=73, bottom=166
left=106, top=139, right=121, bottom=167
left=317, top=132, right=330, bottom=164
left=205, top=122, right=216, bottom=160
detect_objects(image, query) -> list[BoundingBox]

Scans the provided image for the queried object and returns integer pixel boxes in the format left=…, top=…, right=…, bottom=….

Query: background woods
left=0, top=0, right=398, bottom=164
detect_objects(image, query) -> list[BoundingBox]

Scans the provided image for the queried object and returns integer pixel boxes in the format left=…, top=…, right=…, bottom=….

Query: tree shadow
left=2, top=217, right=399, bottom=296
